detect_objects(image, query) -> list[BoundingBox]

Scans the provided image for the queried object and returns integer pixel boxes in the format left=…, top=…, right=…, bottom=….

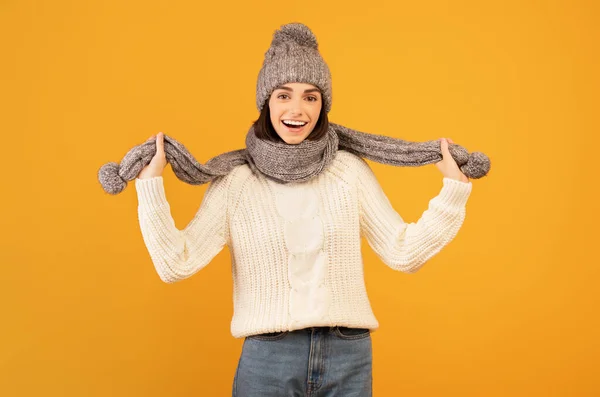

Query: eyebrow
left=275, top=85, right=321, bottom=94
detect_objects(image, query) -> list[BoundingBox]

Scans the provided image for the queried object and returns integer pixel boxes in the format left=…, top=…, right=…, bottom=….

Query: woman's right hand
left=138, top=132, right=167, bottom=179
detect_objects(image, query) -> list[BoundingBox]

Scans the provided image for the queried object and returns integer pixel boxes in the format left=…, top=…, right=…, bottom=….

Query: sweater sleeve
left=355, top=157, right=472, bottom=273
left=134, top=174, right=230, bottom=283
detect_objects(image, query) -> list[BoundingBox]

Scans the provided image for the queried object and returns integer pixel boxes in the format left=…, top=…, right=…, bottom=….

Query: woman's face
left=268, top=83, right=322, bottom=145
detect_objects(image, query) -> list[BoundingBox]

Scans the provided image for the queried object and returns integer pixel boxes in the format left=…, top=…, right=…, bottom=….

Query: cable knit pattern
left=135, top=150, right=472, bottom=338
left=267, top=178, right=330, bottom=328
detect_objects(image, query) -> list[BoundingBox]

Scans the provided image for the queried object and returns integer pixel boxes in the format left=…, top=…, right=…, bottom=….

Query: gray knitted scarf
left=98, top=122, right=490, bottom=195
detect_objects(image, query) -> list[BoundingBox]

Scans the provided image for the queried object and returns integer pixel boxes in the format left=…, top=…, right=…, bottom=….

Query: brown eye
left=277, top=94, right=289, bottom=99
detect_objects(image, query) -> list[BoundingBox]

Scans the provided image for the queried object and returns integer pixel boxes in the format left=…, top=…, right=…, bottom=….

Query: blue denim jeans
left=233, top=326, right=372, bottom=396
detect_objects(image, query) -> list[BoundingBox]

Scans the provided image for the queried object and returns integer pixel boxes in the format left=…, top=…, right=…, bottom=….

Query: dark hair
left=252, top=98, right=329, bottom=143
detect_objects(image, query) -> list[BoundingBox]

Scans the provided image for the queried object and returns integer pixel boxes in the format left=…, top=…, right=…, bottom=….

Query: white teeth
left=283, top=120, right=307, bottom=126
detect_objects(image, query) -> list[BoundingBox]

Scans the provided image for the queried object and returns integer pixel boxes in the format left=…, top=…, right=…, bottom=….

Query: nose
left=288, top=97, right=304, bottom=116
left=288, top=105, right=303, bottom=116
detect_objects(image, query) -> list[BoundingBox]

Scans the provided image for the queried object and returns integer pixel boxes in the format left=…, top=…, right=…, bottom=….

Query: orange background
left=1, top=0, right=598, bottom=395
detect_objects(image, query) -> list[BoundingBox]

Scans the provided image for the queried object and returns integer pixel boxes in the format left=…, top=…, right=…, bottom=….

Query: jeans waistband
left=260, top=326, right=366, bottom=336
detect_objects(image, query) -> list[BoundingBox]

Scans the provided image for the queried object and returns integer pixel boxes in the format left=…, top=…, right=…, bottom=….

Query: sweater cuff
left=135, top=176, right=168, bottom=209
left=437, top=177, right=473, bottom=211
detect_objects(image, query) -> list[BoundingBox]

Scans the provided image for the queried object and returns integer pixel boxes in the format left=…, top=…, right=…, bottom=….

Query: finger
left=448, top=138, right=454, bottom=144
left=156, top=132, right=165, bottom=154
left=439, top=138, right=449, bottom=158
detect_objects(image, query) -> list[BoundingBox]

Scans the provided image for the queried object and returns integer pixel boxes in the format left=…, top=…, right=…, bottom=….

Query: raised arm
left=355, top=156, right=472, bottom=273
left=135, top=174, right=230, bottom=283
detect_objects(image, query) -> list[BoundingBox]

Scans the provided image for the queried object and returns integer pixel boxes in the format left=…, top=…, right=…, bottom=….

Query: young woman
left=134, top=23, right=472, bottom=397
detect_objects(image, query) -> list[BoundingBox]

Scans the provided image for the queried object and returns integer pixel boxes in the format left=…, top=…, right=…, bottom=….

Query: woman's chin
left=281, top=135, right=306, bottom=144
left=276, top=131, right=310, bottom=144
left=274, top=123, right=313, bottom=144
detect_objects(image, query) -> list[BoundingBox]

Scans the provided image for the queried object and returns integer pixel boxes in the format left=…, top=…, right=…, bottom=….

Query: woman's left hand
left=435, top=138, right=469, bottom=183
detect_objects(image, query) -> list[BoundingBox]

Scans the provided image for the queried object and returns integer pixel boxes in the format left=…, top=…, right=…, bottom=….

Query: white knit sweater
left=135, top=150, right=472, bottom=338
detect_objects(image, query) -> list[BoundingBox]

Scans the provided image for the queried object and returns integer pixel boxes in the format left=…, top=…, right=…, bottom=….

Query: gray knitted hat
left=256, top=23, right=332, bottom=113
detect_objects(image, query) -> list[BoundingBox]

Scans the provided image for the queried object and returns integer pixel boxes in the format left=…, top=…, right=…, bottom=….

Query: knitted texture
left=256, top=23, right=332, bottom=113
left=98, top=123, right=491, bottom=195
left=134, top=151, right=473, bottom=338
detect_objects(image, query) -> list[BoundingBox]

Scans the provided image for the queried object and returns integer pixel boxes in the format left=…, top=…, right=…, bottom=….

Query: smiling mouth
left=281, top=120, right=308, bottom=133
left=282, top=120, right=308, bottom=127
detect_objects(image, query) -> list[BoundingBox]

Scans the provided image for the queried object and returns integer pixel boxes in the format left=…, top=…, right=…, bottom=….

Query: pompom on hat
left=256, top=23, right=333, bottom=113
